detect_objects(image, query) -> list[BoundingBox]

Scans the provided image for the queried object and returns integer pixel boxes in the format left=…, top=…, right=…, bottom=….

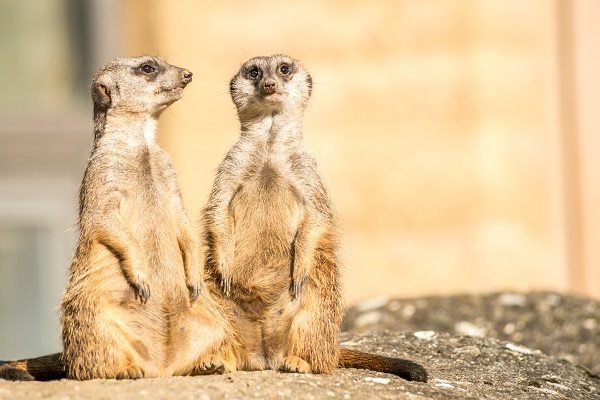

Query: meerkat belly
left=89, top=170, right=188, bottom=307
left=230, top=161, right=303, bottom=302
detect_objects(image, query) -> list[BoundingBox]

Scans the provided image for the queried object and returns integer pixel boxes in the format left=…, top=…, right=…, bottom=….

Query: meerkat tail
left=338, top=348, right=428, bottom=382
left=0, top=353, right=65, bottom=381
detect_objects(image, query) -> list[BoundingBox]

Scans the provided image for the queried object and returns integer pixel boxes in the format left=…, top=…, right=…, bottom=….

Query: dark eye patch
left=247, top=67, right=260, bottom=79
left=279, top=64, right=291, bottom=75
left=141, top=64, right=156, bottom=74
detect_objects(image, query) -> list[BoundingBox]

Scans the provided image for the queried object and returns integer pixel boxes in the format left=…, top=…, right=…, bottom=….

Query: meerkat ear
left=92, top=82, right=111, bottom=109
left=91, top=76, right=118, bottom=110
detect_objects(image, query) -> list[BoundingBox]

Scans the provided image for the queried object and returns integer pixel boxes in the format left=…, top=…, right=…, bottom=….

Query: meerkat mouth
left=165, top=86, right=185, bottom=93
left=156, top=86, right=186, bottom=95
left=260, top=91, right=285, bottom=102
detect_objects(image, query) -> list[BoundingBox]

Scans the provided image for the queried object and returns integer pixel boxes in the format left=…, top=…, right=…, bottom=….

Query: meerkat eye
left=141, top=64, right=156, bottom=74
left=247, top=67, right=259, bottom=79
left=279, top=64, right=291, bottom=75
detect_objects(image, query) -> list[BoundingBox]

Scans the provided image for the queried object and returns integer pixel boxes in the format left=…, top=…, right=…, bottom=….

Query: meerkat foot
left=187, top=282, right=202, bottom=303
left=116, top=365, right=145, bottom=380
left=190, top=354, right=226, bottom=375
left=281, top=356, right=311, bottom=374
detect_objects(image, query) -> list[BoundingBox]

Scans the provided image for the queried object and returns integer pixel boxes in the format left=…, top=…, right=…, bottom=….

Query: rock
left=454, top=321, right=487, bottom=337
left=413, top=331, right=436, bottom=340
left=1, top=330, right=599, bottom=399
left=343, top=291, right=600, bottom=376
left=2, top=292, right=599, bottom=399
left=352, top=311, right=383, bottom=328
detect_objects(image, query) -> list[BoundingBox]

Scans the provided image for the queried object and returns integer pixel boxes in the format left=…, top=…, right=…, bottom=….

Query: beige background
left=118, top=0, right=599, bottom=303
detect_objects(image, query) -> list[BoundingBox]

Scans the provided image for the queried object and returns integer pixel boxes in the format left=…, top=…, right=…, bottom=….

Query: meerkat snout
left=182, top=70, right=193, bottom=84
left=263, top=79, right=277, bottom=94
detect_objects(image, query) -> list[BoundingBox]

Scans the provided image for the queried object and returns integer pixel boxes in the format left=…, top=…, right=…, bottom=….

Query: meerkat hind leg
left=285, top=272, right=341, bottom=374
left=167, top=298, right=238, bottom=377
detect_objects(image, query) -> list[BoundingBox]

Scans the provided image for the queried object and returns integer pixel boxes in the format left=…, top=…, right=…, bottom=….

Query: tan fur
left=1, top=55, right=426, bottom=383
left=62, top=56, right=239, bottom=380
left=0, top=56, right=238, bottom=381
left=202, top=54, right=344, bottom=373
left=201, top=54, right=427, bottom=382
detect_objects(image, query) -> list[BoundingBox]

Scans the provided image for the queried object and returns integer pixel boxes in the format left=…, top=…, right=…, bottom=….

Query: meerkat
left=0, top=56, right=237, bottom=380
left=201, top=54, right=427, bottom=382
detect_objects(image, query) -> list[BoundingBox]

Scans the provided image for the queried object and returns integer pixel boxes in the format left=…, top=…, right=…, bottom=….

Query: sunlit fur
left=203, top=54, right=343, bottom=374
left=0, top=56, right=239, bottom=381
left=202, top=54, right=427, bottom=382
left=61, top=56, right=238, bottom=380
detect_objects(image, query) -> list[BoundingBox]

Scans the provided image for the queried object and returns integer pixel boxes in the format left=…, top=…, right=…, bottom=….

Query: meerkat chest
left=94, top=144, right=177, bottom=228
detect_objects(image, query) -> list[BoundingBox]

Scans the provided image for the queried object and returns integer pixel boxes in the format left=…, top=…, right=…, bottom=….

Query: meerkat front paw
left=291, top=275, right=307, bottom=297
left=291, top=254, right=310, bottom=297
left=132, top=275, right=151, bottom=304
left=281, top=356, right=311, bottom=374
left=219, top=260, right=233, bottom=296
left=182, top=245, right=203, bottom=303
left=187, top=282, right=202, bottom=303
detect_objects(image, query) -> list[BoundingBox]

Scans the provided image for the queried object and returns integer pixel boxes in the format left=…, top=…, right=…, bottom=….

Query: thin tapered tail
left=339, top=348, right=428, bottom=382
left=0, top=353, right=66, bottom=381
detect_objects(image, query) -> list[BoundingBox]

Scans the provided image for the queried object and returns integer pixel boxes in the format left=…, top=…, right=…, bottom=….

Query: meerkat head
left=229, top=54, right=312, bottom=119
left=91, top=56, right=193, bottom=117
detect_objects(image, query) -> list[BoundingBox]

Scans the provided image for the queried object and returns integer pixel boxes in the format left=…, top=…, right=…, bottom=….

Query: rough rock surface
left=1, top=292, right=599, bottom=399
left=343, top=291, right=600, bottom=376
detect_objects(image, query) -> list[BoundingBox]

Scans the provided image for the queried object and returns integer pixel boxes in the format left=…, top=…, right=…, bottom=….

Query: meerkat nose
left=182, top=70, right=193, bottom=84
left=264, top=79, right=276, bottom=94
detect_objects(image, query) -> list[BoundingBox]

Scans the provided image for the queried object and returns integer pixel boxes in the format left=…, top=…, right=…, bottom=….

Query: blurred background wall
left=0, top=0, right=598, bottom=359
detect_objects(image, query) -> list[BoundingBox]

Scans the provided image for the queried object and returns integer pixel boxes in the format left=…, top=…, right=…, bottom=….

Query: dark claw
left=189, top=282, right=202, bottom=302
left=292, top=275, right=307, bottom=297
left=131, top=369, right=143, bottom=380
left=136, top=284, right=150, bottom=304
left=192, top=359, right=225, bottom=375
left=202, top=357, right=224, bottom=374
left=117, top=366, right=145, bottom=380
left=221, top=275, right=232, bottom=296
